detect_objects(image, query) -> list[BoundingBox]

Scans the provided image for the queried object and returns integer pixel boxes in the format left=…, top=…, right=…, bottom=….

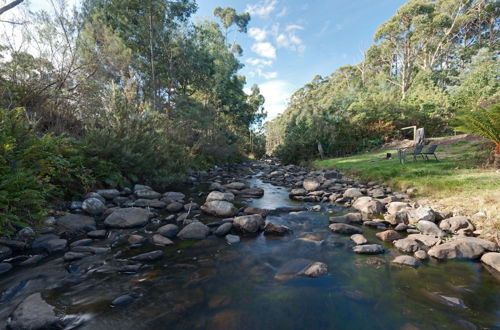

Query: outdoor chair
left=422, top=144, right=439, bottom=161
left=411, top=144, right=425, bottom=161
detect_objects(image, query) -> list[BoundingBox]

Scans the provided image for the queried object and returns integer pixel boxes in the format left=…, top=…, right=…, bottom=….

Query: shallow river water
left=0, top=177, right=499, bottom=329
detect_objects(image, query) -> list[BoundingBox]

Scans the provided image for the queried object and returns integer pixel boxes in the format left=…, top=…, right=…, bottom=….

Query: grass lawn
left=313, top=135, right=500, bottom=239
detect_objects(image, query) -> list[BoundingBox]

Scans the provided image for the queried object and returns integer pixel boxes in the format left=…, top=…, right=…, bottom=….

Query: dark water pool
left=0, top=178, right=498, bottom=329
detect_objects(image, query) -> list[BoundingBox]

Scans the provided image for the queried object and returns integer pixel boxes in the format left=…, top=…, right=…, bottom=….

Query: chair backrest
left=426, top=144, right=438, bottom=153
left=413, top=144, right=424, bottom=154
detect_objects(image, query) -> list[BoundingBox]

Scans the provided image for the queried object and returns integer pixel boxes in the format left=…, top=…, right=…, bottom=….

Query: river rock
left=130, top=250, right=163, bottom=262
left=352, top=197, right=383, bottom=214
left=303, top=178, right=320, bottom=191
left=8, top=293, right=60, bottom=329
left=19, top=255, right=45, bottom=267
left=329, top=223, right=362, bottom=235
left=416, top=220, right=444, bottom=237
left=350, top=234, right=368, bottom=245
left=96, top=189, right=120, bottom=200
left=128, top=235, right=145, bottom=245
left=44, top=238, right=67, bottom=254
left=225, top=234, right=240, bottom=245
left=85, top=192, right=105, bottom=203
left=16, top=227, right=36, bottom=242
left=70, top=238, right=92, bottom=248
left=56, top=214, right=96, bottom=235
left=240, top=188, right=264, bottom=197
left=392, top=255, right=420, bottom=267
left=104, top=207, right=151, bottom=228
left=177, top=222, right=210, bottom=239
left=152, top=234, right=174, bottom=246
left=233, top=215, right=265, bottom=233
left=428, top=237, right=497, bottom=260
left=264, top=222, right=292, bottom=236
left=408, top=206, right=435, bottom=224
left=64, top=251, right=91, bottom=262
left=289, top=188, right=307, bottom=198
left=414, top=250, right=428, bottom=260
left=394, top=238, right=422, bottom=253
left=206, top=191, right=235, bottom=202
left=302, top=262, right=328, bottom=277
left=166, top=202, right=184, bottom=212
left=201, top=201, right=238, bottom=217
left=157, top=224, right=179, bottom=238
left=163, top=192, right=185, bottom=202
left=376, top=230, right=400, bottom=242
left=0, top=245, right=12, bottom=261
left=224, top=182, right=247, bottom=190
left=480, top=252, right=500, bottom=273
left=386, top=202, right=410, bottom=215
left=353, top=244, right=384, bottom=254
left=275, top=258, right=326, bottom=280
left=0, top=262, right=12, bottom=275
left=82, top=197, right=107, bottom=215
left=439, top=216, right=475, bottom=234
left=343, top=188, right=363, bottom=198
left=135, top=188, right=161, bottom=200
left=184, top=202, right=199, bottom=211
left=215, top=223, right=232, bottom=236
left=407, top=234, right=441, bottom=247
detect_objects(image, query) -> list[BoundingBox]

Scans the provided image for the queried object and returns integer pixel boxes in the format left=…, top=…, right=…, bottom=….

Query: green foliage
left=0, top=108, right=95, bottom=234
left=455, top=103, right=500, bottom=157
left=85, top=84, right=188, bottom=185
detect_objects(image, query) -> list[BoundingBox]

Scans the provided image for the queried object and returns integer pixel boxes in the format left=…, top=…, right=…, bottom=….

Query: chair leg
left=434, top=154, right=438, bottom=161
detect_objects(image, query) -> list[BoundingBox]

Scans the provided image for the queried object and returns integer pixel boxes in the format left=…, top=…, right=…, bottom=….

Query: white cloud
left=285, top=24, right=304, bottom=32
left=277, top=7, right=287, bottom=18
left=246, top=58, right=273, bottom=67
left=248, top=27, right=268, bottom=42
left=245, top=0, right=278, bottom=18
left=256, top=69, right=277, bottom=79
left=251, top=42, right=276, bottom=59
left=258, top=80, right=294, bottom=120
left=276, top=32, right=305, bottom=53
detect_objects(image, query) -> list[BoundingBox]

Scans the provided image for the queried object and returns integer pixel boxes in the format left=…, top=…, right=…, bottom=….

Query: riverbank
left=314, top=134, right=500, bottom=244
left=0, top=160, right=499, bottom=329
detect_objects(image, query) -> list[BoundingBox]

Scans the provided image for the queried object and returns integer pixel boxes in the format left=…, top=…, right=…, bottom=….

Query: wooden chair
left=411, top=144, right=426, bottom=161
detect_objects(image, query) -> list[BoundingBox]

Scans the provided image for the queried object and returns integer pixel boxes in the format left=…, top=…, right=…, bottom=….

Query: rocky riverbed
left=0, top=160, right=499, bottom=329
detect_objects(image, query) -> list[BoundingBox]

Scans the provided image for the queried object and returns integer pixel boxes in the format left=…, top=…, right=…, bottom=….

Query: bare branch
left=0, top=0, right=24, bottom=16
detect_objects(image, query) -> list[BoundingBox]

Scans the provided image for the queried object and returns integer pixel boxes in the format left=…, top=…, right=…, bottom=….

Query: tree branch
left=0, top=0, right=24, bottom=16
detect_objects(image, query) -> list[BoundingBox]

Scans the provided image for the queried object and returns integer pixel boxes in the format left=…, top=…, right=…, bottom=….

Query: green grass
left=313, top=138, right=500, bottom=234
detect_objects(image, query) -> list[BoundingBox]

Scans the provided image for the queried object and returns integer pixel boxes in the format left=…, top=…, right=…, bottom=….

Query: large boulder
left=480, top=252, right=500, bottom=273
left=264, top=222, right=292, bottom=236
left=376, top=230, right=400, bottom=242
left=206, top=191, right=235, bottom=202
left=163, top=191, right=186, bottom=202
left=104, top=207, right=151, bottom=228
left=407, top=234, right=441, bottom=247
left=353, top=244, right=384, bottom=254
left=386, top=202, right=410, bottom=215
left=350, top=234, right=368, bottom=245
left=157, top=224, right=179, bottom=238
left=392, top=255, right=421, bottom=267
left=96, top=189, right=120, bottom=200
left=393, top=238, right=422, bottom=253
left=215, top=222, right=232, bottom=236
left=233, top=215, right=265, bottom=233
left=439, top=216, right=475, bottom=234
left=8, top=293, right=61, bottom=329
left=343, top=188, right=363, bottom=199
left=416, top=220, right=444, bottom=238
left=352, top=197, right=383, bottom=214
left=82, top=198, right=106, bottom=215
left=224, top=182, right=247, bottom=190
left=201, top=201, right=238, bottom=217
left=428, top=237, right=497, bottom=260
left=303, top=178, right=320, bottom=191
left=135, top=188, right=161, bottom=200
left=56, top=214, right=96, bottom=235
left=408, top=206, right=435, bottom=224
left=177, top=222, right=210, bottom=240
left=329, top=223, right=362, bottom=235
left=275, top=258, right=327, bottom=280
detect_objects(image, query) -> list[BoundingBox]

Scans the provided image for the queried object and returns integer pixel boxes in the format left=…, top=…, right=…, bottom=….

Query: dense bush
left=0, top=108, right=94, bottom=234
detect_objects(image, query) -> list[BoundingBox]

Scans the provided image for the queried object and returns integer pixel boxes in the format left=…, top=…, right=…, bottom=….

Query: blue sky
left=3, top=0, right=407, bottom=120
left=196, top=0, right=407, bottom=120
